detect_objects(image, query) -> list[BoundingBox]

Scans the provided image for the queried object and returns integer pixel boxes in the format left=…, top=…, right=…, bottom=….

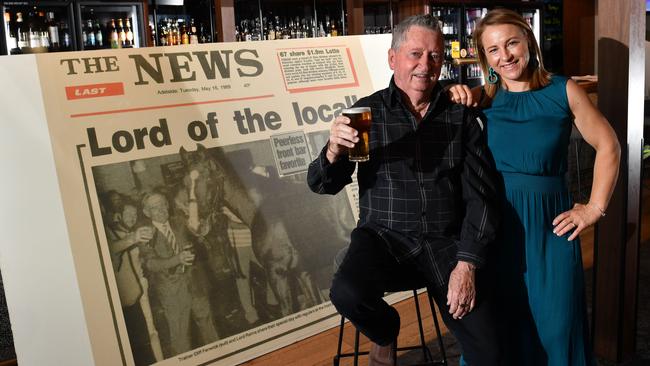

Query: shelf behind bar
left=453, top=57, right=479, bottom=65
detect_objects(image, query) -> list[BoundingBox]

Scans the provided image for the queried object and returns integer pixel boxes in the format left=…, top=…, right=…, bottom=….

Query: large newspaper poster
left=0, top=35, right=394, bottom=366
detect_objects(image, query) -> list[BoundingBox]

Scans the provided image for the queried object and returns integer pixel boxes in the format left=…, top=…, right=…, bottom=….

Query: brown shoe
left=369, top=341, right=396, bottom=366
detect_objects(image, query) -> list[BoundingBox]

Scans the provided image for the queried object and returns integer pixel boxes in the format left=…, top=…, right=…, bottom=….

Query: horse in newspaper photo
left=175, top=143, right=351, bottom=323
left=175, top=144, right=254, bottom=334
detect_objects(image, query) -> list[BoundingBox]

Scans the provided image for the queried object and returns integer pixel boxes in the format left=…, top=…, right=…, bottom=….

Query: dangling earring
left=487, top=67, right=499, bottom=84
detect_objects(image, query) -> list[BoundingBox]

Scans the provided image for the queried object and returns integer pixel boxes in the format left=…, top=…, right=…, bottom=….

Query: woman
left=448, top=8, right=620, bottom=366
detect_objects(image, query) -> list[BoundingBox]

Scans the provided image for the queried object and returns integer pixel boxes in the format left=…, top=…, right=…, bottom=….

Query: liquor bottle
left=118, top=18, right=126, bottom=47
left=318, top=21, right=326, bottom=38
left=46, top=12, right=60, bottom=51
left=266, top=22, right=274, bottom=41
left=86, top=19, right=96, bottom=48
left=331, top=19, right=338, bottom=37
left=29, top=11, right=45, bottom=48
left=325, top=15, right=331, bottom=37
left=275, top=16, right=282, bottom=40
left=158, top=21, right=168, bottom=46
left=125, top=18, right=134, bottom=47
left=110, top=19, right=121, bottom=49
left=199, top=23, right=209, bottom=43
left=148, top=21, right=156, bottom=46
left=80, top=19, right=87, bottom=46
left=60, top=21, right=71, bottom=51
left=181, top=23, right=189, bottom=45
left=189, top=18, right=199, bottom=44
left=94, top=20, right=103, bottom=48
left=169, top=20, right=178, bottom=45
left=234, top=25, right=241, bottom=42
left=310, top=18, right=316, bottom=38
left=5, top=12, right=18, bottom=52
left=15, top=12, right=28, bottom=50
left=243, top=21, right=251, bottom=41
left=37, top=11, right=50, bottom=49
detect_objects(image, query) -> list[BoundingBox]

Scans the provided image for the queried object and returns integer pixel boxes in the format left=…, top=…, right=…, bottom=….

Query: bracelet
left=587, top=202, right=607, bottom=217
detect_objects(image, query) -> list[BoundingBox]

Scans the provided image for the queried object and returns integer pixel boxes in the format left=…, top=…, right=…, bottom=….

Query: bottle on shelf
left=15, top=12, right=28, bottom=51
left=158, top=19, right=169, bottom=46
left=27, top=10, right=42, bottom=49
left=125, top=18, right=134, bottom=47
left=86, top=19, right=96, bottom=48
left=110, top=19, right=121, bottom=49
left=148, top=21, right=156, bottom=46
left=181, top=22, right=189, bottom=45
left=37, top=11, right=50, bottom=49
left=234, top=25, right=241, bottom=42
left=118, top=18, right=127, bottom=47
left=331, top=20, right=338, bottom=37
left=265, top=21, right=275, bottom=41
left=199, top=23, right=210, bottom=43
left=94, top=20, right=104, bottom=48
left=5, top=11, right=18, bottom=53
left=318, top=21, right=326, bottom=37
left=60, top=21, right=71, bottom=51
left=189, top=19, right=199, bottom=44
left=46, top=12, right=60, bottom=51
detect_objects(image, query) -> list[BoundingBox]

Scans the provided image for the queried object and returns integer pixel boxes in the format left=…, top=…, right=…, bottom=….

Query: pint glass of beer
left=343, top=107, right=372, bottom=162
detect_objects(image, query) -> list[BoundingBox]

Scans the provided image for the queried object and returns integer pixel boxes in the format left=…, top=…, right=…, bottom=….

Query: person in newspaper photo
left=105, top=198, right=157, bottom=364
left=140, top=192, right=219, bottom=357
left=307, top=14, right=501, bottom=366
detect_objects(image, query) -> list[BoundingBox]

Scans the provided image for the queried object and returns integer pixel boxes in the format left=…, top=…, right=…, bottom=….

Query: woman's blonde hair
left=473, top=8, right=551, bottom=103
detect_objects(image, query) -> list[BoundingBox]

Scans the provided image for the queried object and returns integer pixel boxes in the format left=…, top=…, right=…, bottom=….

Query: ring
left=459, top=304, right=469, bottom=308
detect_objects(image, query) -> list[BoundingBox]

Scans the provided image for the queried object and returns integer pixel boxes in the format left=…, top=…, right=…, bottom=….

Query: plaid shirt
left=307, top=78, right=500, bottom=285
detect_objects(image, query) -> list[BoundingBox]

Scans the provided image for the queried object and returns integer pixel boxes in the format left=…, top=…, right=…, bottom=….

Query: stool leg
left=412, top=289, right=432, bottom=362
left=333, top=315, right=345, bottom=366
left=354, top=327, right=360, bottom=366
left=426, top=290, right=447, bottom=364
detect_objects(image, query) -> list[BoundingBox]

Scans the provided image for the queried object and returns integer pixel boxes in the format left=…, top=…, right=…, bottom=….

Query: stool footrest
left=332, top=289, right=448, bottom=366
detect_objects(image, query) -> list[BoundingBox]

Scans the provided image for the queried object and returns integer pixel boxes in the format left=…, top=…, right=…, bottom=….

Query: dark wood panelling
left=347, top=0, right=365, bottom=35
left=563, top=0, right=595, bottom=76
left=216, top=0, right=235, bottom=42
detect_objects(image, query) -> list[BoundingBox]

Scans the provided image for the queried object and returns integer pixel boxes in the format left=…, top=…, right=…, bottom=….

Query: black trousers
left=330, top=228, right=500, bottom=366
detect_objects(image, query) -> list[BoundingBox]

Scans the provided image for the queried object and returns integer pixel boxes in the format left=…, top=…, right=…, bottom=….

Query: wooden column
left=215, top=0, right=235, bottom=42
left=593, top=0, right=645, bottom=362
left=563, top=0, right=595, bottom=76
left=346, top=0, right=364, bottom=36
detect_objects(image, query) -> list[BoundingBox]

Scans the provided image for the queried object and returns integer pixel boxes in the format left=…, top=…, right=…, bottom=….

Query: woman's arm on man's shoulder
left=445, top=84, right=483, bottom=107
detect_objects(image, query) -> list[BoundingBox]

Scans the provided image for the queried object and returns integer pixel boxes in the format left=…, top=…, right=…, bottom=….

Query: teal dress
left=484, top=75, right=594, bottom=365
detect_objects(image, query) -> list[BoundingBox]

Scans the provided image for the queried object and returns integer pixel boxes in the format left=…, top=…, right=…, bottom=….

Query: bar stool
left=331, top=248, right=448, bottom=366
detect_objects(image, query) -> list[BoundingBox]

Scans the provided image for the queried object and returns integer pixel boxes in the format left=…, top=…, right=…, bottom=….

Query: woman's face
left=481, top=24, right=531, bottom=87
left=121, top=205, right=138, bottom=229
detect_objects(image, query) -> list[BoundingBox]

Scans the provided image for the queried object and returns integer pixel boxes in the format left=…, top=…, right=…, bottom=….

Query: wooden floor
left=241, top=185, right=650, bottom=366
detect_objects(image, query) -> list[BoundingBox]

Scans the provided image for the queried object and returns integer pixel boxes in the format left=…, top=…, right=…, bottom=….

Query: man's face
left=143, top=194, right=169, bottom=224
left=388, top=26, right=444, bottom=97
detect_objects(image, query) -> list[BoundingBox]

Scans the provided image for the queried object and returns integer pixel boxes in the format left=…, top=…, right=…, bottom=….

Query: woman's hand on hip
left=552, top=203, right=603, bottom=241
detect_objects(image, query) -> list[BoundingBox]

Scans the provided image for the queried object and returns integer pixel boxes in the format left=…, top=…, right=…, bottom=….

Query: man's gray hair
left=391, top=14, right=442, bottom=50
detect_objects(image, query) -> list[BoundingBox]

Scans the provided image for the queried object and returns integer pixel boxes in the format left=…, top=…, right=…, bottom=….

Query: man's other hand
left=446, top=260, right=476, bottom=319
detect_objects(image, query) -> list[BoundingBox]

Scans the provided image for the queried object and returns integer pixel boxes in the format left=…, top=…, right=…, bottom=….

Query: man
left=140, top=192, right=219, bottom=357
left=307, top=15, right=500, bottom=366
left=105, top=201, right=158, bottom=363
